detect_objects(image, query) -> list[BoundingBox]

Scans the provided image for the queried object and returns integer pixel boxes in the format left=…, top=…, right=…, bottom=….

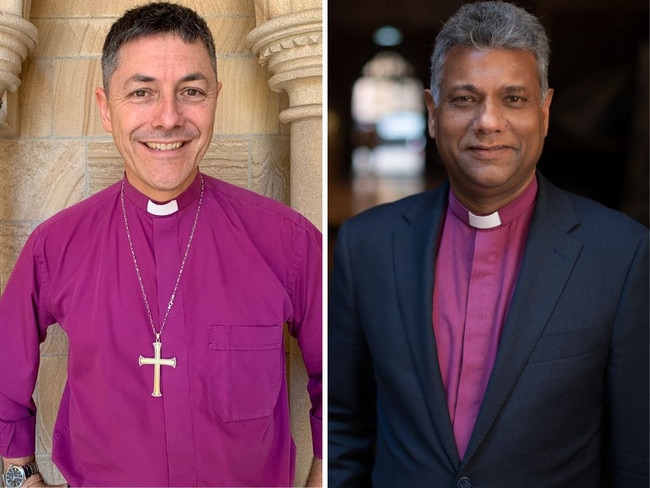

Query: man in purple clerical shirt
left=0, top=3, right=322, bottom=487
left=329, top=2, right=648, bottom=487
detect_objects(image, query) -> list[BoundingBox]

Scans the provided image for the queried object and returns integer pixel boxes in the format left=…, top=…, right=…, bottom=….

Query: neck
left=456, top=193, right=516, bottom=215
left=126, top=169, right=198, bottom=203
left=452, top=175, right=536, bottom=215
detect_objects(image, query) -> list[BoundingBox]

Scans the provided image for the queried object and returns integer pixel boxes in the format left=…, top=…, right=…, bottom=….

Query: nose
left=472, top=99, right=506, bottom=135
left=152, top=93, right=182, bottom=129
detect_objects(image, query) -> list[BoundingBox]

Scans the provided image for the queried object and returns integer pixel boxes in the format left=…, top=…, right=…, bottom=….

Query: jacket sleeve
left=328, top=220, right=377, bottom=487
left=605, top=230, right=649, bottom=486
left=0, top=229, right=54, bottom=458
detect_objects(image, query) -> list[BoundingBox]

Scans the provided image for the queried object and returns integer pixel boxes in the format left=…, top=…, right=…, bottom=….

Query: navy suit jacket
left=328, top=174, right=649, bottom=487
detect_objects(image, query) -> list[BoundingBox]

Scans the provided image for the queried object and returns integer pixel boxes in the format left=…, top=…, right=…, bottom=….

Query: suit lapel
left=461, top=175, right=584, bottom=466
left=392, top=185, right=462, bottom=468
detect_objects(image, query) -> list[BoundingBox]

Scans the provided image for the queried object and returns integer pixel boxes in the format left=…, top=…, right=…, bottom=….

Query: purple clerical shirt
left=0, top=172, right=322, bottom=487
left=432, top=178, right=537, bottom=459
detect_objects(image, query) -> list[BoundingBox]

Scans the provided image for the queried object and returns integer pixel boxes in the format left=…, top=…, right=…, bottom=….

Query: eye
left=449, top=96, right=476, bottom=106
left=504, top=95, right=528, bottom=105
left=132, top=89, right=148, bottom=97
left=183, top=87, right=205, bottom=98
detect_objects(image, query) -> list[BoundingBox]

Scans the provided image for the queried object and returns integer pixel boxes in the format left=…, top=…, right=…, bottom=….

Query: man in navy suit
left=328, top=2, right=649, bottom=487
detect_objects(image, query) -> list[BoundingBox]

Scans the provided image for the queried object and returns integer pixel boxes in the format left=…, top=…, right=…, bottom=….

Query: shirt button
left=457, top=477, right=472, bottom=488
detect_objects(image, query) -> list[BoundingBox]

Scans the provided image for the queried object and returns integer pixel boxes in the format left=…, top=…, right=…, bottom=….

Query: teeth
left=146, top=142, right=183, bottom=151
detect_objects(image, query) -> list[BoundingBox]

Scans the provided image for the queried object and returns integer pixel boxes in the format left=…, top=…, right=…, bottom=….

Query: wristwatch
left=2, top=462, right=39, bottom=487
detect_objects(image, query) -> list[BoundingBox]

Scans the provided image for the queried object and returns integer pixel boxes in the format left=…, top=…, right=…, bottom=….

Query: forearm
left=3, top=455, right=35, bottom=472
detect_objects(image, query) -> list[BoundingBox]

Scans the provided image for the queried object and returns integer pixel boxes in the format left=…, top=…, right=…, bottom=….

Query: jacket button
left=457, top=477, right=472, bottom=488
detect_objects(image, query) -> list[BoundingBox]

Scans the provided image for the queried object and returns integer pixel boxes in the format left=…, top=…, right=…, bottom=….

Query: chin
left=461, top=168, right=510, bottom=188
left=149, top=169, right=195, bottom=188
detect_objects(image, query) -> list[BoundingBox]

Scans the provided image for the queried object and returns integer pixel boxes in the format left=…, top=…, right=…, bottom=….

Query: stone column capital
left=247, top=6, right=322, bottom=233
left=0, top=8, right=38, bottom=132
left=0, top=10, right=37, bottom=91
left=247, top=8, right=322, bottom=123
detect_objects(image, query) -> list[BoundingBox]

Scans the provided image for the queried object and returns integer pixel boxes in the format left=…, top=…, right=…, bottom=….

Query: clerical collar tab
left=468, top=210, right=501, bottom=229
left=147, top=199, right=179, bottom=216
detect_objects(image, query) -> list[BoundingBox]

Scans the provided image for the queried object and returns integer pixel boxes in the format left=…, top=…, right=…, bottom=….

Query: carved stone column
left=0, top=0, right=38, bottom=135
left=248, top=7, right=322, bottom=228
left=248, top=6, right=322, bottom=487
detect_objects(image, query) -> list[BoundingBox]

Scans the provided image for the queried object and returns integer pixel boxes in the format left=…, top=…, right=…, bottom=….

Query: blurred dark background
left=328, top=0, right=649, bottom=248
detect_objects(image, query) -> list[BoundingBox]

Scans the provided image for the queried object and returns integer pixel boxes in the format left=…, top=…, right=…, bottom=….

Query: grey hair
left=429, top=1, right=550, bottom=104
left=101, top=2, right=217, bottom=94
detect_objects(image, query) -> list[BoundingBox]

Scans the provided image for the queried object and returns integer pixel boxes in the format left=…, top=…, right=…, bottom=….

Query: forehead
left=115, top=33, right=213, bottom=76
left=441, top=46, right=540, bottom=92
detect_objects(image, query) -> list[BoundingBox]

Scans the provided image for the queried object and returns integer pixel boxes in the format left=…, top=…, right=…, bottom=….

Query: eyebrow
left=179, top=72, right=210, bottom=83
left=123, top=72, right=210, bottom=86
left=124, top=74, right=156, bottom=85
left=503, top=85, right=529, bottom=93
left=449, top=84, right=480, bottom=94
left=448, top=84, right=530, bottom=94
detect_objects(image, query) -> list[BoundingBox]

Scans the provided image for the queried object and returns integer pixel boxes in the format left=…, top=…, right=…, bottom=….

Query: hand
left=23, top=474, right=46, bottom=487
left=23, top=475, right=67, bottom=488
left=304, top=457, right=322, bottom=487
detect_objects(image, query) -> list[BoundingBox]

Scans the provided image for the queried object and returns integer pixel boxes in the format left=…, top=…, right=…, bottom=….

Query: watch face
left=4, top=466, right=25, bottom=487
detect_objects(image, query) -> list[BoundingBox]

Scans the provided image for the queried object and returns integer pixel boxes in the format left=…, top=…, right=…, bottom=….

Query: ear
left=95, top=87, right=113, bottom=133
left=423, top=89, right=437, bottom=139
left=541, top=88, right=554, bottom=137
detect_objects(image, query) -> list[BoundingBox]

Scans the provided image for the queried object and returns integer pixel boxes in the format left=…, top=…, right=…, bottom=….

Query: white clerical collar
left=147, top=199, right=179, bottom=216
left=468, top=210, right=502, bottom=229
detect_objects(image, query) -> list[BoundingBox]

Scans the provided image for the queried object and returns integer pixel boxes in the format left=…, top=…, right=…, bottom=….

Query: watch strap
left=22, top=462, right=39, bottom=479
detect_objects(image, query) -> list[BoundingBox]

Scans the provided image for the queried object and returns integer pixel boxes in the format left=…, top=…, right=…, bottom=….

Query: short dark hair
left=101, top=2, right=217, bottom=93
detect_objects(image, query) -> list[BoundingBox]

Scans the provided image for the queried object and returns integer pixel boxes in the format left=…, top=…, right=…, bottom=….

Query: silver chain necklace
left=120, top=175, right=205, bottom=397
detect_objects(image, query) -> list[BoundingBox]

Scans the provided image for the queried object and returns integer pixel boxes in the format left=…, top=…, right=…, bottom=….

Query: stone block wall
left=0, top=0, right=320, bottom=486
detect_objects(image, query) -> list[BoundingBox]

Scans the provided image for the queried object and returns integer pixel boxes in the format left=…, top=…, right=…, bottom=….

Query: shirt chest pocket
left=208, top=324, right=284, bottom=422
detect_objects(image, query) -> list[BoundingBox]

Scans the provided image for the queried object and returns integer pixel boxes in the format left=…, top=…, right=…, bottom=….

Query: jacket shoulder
left=570, top=192, right=646, bottom=235
left=538, top=176, right=647, bottom=238
left=342, top=185, right=448, bottom=235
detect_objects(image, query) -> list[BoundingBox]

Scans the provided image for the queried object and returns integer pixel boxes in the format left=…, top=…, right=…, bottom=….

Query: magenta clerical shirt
left=432, top=178, right=537, bottom=459
left=0, top=172, right=322, bottom=486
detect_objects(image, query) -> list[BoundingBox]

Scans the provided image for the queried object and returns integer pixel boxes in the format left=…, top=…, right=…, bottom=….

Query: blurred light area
left=351, top=51, right=426, bottom=178
left=377, top=111, right=426, bottom=140
left=352, top=141, right=425, bottom=177
left=373, top=25, right=403, bottom=46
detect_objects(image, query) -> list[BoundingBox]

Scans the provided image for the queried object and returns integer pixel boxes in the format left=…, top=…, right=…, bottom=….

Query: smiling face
left=425, top=46, right=553, bottom=213
left=96, top=33, right=221, bottom=202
